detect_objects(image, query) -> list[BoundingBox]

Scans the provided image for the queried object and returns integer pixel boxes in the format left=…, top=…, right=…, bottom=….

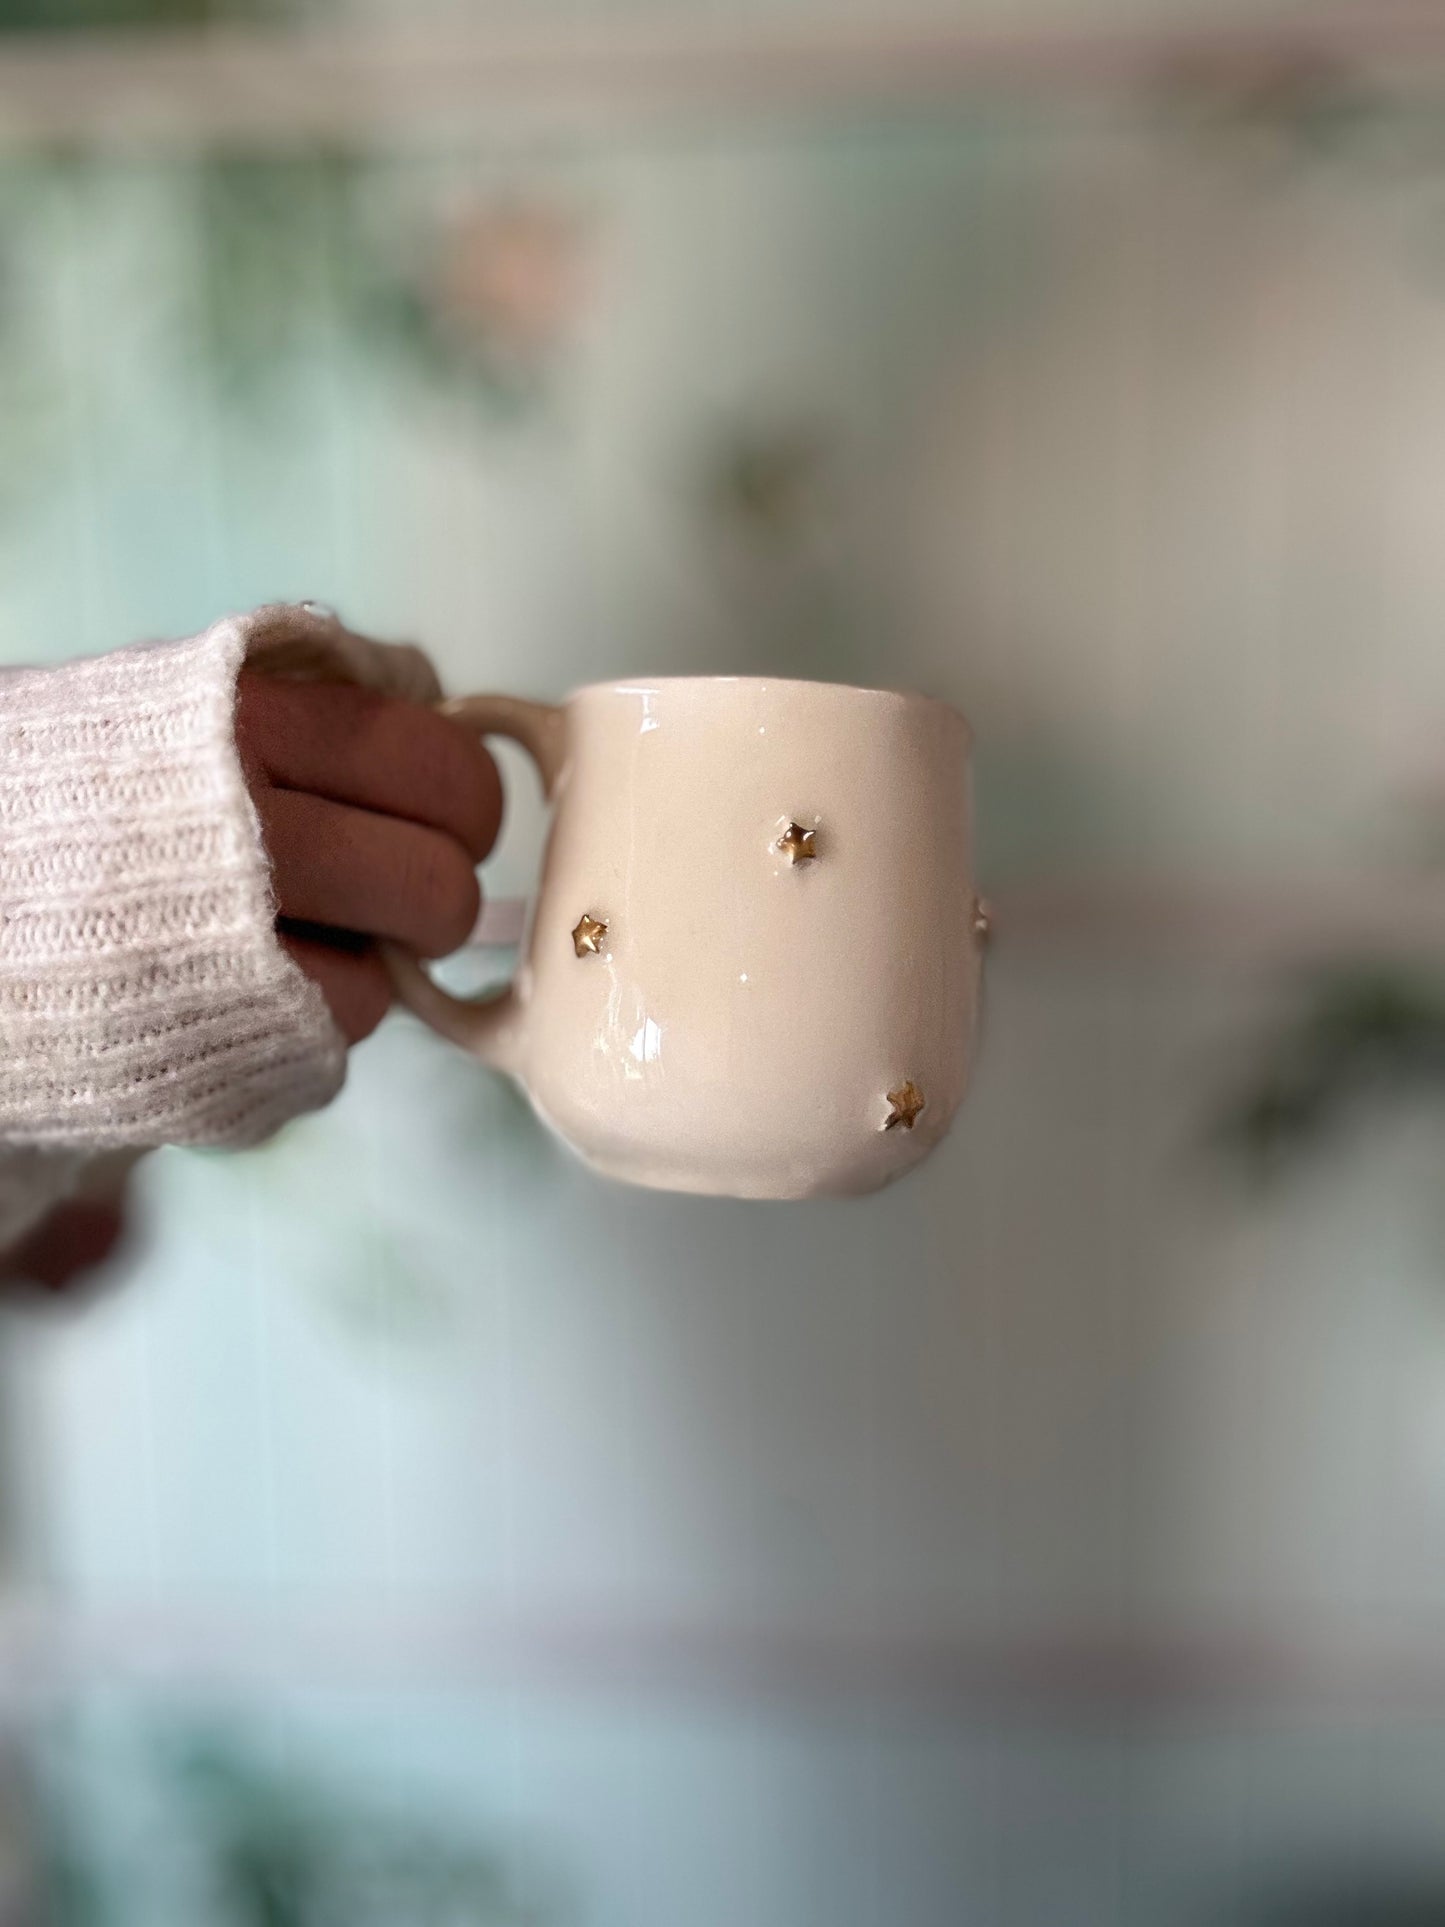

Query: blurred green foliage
left=1219, top=969, right=1445, bottom=1174
left=38, top=1722, right=556, bottom=1927
left=0, top=0, right=275, bottom=28
left=191, top=153, right=551, bottom=417
left=0, top=146, right=557, bottom=524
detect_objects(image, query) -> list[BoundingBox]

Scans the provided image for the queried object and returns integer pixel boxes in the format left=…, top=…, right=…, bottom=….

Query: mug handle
left=380, top=692, right=566, bottom=1072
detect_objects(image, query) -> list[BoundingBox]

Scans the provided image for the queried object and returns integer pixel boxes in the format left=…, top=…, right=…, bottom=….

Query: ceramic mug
left=383, top=676, right=984, bottom=1199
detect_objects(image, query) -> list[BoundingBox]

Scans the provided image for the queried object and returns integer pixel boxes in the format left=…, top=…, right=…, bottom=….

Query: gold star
left=571, top=912, right=608, bottom=957
left=883, top=1081, right=925, bottom=1132
left=777, top=822, right=817, bottom=864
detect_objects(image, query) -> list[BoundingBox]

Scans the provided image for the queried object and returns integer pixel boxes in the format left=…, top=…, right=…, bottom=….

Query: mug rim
left=568, top=673, right=972, bottom=741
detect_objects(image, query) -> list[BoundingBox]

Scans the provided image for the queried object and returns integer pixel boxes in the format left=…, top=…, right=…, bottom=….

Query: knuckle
left=346, top=955, right=392, bottom=1043
left=406, top=835, right=480, bottom=957
left=234, top=672, right=301, bottom=768
left=432, top=719, right=505, bottom=856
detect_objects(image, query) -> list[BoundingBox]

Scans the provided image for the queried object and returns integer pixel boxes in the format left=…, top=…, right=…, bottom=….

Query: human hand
left=0, top=1200, right=127, bottom=1294
left=0, top=1158, right=135, bottom=1298
left=235, top=674, right=503, bottom=1044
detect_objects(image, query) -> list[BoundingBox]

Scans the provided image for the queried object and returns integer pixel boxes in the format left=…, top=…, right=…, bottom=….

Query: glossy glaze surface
left=387, top=676, right=980, bottom=1199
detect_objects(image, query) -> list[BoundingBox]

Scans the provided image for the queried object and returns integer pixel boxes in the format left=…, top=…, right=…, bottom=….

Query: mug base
left=564, top=1134, right=943, bottom=1203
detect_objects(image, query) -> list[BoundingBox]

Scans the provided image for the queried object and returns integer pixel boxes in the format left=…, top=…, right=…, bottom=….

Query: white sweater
left=0, top=603, right=441, bottom=1249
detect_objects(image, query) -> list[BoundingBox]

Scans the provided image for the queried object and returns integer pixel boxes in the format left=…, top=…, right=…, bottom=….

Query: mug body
left=511, top=676, right=979, bottom=1199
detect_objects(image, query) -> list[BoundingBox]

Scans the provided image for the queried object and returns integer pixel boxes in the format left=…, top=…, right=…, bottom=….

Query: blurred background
left=4, top=0, right=1445, bottom=1921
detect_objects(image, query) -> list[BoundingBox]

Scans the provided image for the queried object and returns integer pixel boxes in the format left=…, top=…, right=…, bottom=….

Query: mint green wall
left=3, top=102, right=1445, bottom=1926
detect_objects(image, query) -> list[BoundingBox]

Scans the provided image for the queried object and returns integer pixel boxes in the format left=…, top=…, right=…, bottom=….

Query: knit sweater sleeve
left=0, top=602, right=441, bottom=1249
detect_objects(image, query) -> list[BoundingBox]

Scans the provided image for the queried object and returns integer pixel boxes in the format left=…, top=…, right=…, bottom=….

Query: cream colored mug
left=383, top=676, right=984, bottom=1199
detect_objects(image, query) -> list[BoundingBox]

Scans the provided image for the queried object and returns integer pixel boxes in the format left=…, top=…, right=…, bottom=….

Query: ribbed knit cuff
left=0, top=607, right=398, bottom=1157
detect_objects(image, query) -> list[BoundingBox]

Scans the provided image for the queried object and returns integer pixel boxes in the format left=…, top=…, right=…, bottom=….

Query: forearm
left=0, top=602, right=435, bottom=1251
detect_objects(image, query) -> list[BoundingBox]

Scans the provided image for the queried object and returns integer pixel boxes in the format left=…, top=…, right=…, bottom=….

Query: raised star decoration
left=883, top=1081, right=925, bottom=1132
left=777, top=822, right=817, bottom=865
left=571, top=912, right=609, bottom=958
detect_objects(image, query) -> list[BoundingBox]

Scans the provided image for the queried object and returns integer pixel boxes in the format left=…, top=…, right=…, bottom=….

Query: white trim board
left=0, top=9, right=1441, bottom=150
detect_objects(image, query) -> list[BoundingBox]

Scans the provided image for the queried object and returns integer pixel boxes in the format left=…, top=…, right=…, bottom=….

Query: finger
left=2, top=1200, right=128, bottom=1293
left=237, top=674, right=504, bottom=862
left=258, top=786, right=481, bottom=958
left=281, top=932, right=392, bottom=1045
